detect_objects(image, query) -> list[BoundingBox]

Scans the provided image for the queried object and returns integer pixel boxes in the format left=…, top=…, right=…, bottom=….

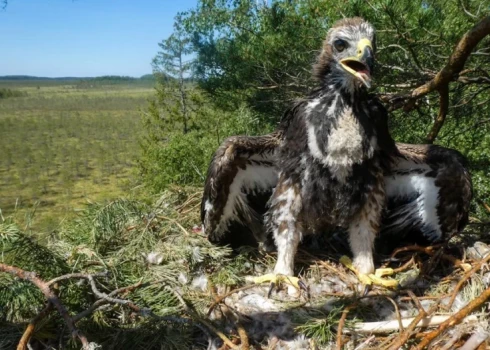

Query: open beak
left=340, top=38, right=374, bottom=88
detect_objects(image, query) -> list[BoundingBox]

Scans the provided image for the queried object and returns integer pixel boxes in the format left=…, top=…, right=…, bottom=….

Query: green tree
left=139, top=12, right=273, bottom=192
left=152, top=15, right=194, bottom=134
left=141, top=0, right=490, bottom=216
left=177, top=0, right=490, bottom=217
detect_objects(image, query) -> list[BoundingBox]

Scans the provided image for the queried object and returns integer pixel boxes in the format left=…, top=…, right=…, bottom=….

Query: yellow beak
left=340, top=38, right=374, bottom=88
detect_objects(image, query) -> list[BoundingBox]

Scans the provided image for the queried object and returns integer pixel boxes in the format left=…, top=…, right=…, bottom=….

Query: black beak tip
left=360, top=47, right=375, bottom=74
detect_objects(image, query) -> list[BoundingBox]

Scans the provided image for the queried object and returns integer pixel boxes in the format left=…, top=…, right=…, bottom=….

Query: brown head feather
left=313, top=17, right=371, bottom=82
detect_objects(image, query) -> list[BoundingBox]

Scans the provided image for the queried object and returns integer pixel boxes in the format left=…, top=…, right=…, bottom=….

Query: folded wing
left=201, top=133, right=280, bottom=249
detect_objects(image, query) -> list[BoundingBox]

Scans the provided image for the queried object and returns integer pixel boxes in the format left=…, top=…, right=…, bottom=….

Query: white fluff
left=305, top=98, right=321, bottom=115
left=325, top=109, right=375, bottom=181
left=234, top=293, right=279, bottom=314
left=178, top=272, right=188, bottom=285
left=307, top=122, right=326, bottom=164
left=278, top=335, right=311, bottom=350
left=204, top=200, right=213, bottom=213
left=146, top=252, right=164, bottom=265
left=191, top=274, right=208, bottom=292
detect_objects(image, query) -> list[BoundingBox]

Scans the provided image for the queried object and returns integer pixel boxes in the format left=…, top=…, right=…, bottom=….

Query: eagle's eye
left=333, top=39, right=347, bottom=52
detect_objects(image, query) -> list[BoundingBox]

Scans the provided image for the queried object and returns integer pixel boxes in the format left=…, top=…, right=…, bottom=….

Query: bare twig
left=175, top=191, right=202, bottom=212
left=392, top=256, right=415, bottom=273
left=209, top=282, right=250, bottom=350
left=207, top=284, right=258, bottom=317
left=47, top=271, right=108, bottom=286
left=157, top=215, right=191, bottom=236
left=354, top=335, right=375, bottom=350
left=86, top=275, right=142, bottom=311
left=459, top=0, right=478, bottom=18
left=236, top=323, right=250, bottom=350
left=445, top=118, right=490, bottom=141
left=336, top=303, right=356, bottom=350
left=171, top=289, right=238, bottom=349
left=382, top=15, right=490, bottom=117
left=345, top=315, right=478, bottom=334
left=390, top=244, right=466, bottom=270
left=383, top=296, right=404, bottom=333
left=444, top=252, right=490, bottom=311
left=17, top=303, right=53, bottom=350
left=414, top=285, right=490, bottom=349
left=386, top=291, right=439, bottom=350
left=411, top=16, right=490, bottom=97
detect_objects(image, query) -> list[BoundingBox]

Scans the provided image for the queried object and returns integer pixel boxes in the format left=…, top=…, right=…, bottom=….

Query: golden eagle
left=201, top=18, right=472, bottom=289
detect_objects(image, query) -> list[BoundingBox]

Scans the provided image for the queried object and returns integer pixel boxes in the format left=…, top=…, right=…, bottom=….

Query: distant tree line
left=0, top=75, right=156, bottom=82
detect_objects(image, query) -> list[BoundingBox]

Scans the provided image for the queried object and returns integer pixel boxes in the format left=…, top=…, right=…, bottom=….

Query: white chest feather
left=307, top=106, right=376, bottom=181
left=326, top=110, right=365, bottom=161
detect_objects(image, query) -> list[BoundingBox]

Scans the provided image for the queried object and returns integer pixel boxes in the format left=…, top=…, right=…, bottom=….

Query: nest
left=1, top=187, right=490, bottom=350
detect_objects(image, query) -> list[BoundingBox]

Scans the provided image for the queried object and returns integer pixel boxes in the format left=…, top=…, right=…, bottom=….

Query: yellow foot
left=253, top=273, right=308, bottom=298
left=340, top=256, right=398, bottom=289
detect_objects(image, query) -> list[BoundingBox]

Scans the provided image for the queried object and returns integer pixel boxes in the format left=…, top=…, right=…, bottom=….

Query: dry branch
left=389, top=244, right=466, bottom=270
left=414, top=285, right=490, bottom=349
left=381, top=15, right=490, bottom=140
left=17, top=303, right=53, bottom=350
left=444, top=251, right=490, bottom=311
left=336, top=303, right=356, bottom=350
left=426, top=84, right=449, bottom=143
left=386, top=292, right=432, bottom=350
left=410, top=16, right=490, bottom=98
left=207, top=284, right=258, bottom=317
left=345, top=315, right=478, bottom=334
left=171, top=289, right=238, bottom=349
left=47, top=271, right=108, bottom=286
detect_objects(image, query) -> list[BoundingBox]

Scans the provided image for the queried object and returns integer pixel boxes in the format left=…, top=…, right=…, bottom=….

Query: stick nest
left=1, top=187, right=490, bottom=350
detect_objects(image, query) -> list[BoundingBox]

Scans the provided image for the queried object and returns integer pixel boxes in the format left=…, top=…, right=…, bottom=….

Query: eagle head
left=314, top=17, right=376, bottom=91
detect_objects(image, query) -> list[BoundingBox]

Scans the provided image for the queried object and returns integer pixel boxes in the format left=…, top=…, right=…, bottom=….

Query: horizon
left=0, top=73, right=153, bottom=79
left=0, top=0, right=197, bottom=77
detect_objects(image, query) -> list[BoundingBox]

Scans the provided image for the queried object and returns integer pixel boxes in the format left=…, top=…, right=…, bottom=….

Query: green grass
left=0, top=80, right=154, bottom=231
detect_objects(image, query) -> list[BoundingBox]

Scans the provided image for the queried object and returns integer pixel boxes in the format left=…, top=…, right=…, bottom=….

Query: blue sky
left=0, top=0, right=198, bottom=77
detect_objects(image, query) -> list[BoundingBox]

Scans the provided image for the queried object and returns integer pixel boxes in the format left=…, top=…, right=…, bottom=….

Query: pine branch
left=0, top=263, right=91, bottom=349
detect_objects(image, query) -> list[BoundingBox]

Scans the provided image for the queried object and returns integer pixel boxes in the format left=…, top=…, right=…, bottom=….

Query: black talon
left=298, top=280, right=310, bottom=299
left=267, top=282, right=275, bottom=298
left=361, top=284, right=371, bottom=297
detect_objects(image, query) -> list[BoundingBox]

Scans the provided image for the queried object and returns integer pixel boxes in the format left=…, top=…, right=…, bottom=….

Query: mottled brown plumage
left=201, top=18, right=472, bottom=280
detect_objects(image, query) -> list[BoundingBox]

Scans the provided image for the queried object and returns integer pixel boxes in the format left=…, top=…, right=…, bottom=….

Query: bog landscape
left=0, top=76, right=154, bottom=231
left=1, top=1, right=490, bottom=349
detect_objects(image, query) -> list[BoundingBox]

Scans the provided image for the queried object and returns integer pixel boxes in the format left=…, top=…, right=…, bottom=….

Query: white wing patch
left=384, top=166, right=442, bottom=241
left=215, top=163, right=278, bottom=235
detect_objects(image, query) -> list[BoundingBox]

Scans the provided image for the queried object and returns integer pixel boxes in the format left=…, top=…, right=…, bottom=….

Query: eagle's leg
left=254, top=176, right=307, bottom=296
left=345, top=175, right=398, bottom=288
